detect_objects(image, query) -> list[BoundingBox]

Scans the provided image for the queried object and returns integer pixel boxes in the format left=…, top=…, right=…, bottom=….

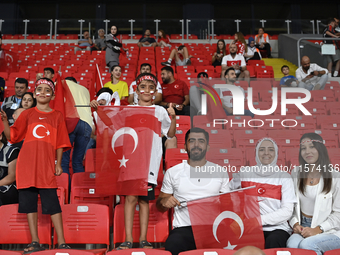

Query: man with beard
left=156, top=128, right=230, bottom=255
left=296, top=56, right=328, bottom=90
left=218, top=68, right=254, bottom=118
left=159, top=66, right=190, bottom=116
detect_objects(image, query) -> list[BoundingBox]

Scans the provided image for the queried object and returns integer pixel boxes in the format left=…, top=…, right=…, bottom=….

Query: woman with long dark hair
left=212, top=39, right=226, bottom=67
left=287, top=133, right=340, bottom=255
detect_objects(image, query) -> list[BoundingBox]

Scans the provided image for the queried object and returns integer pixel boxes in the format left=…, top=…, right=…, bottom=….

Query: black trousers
left=165, top=226, right=196, bottom=255
left=256, top=43, right=271, bottom=58
left=264, top=229, right=290, bottom=249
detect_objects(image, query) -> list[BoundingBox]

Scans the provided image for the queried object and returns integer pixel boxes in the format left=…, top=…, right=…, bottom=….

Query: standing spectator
left=105, top=25, right=128, bottom=72
left=212, top=39, right=226, bottom=67
left=19, top=92, right=37, bottom=109
left=161, top=45, right=192, bottom=66
left=137, top=29, right=157, bottom=48
left=159, top=66, right=190, bottom=116
left=1, top=78, right=28, bottom=126
left=93, top=28, right=106, bottom=51
left=323, top=18, right=340, bottom=78
left=233, top=32, right=247, bottom=56
left=244, top=37, right=262, bottom=61
left=221, top=43, right=250, bottom=81
left=157, top=30, right=171, bottom=48
left=255, top=27, right=272, bottom=58
left=36, top=67, right=55, bottom=81
left=103, top=65, right=129, bottom=100
left=296, top=56, right=328, bottom=91
left=74, top=31, right=93, bottom=54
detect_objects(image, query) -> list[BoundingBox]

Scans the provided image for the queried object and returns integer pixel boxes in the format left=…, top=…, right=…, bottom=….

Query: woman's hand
left=301, top=227, right=322, bottom=238
left=293, top=223, right=303, bottom=234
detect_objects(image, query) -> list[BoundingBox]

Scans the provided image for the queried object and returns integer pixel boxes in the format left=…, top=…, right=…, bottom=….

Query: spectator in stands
left=221, top=43, right=250, bottom=82
left=74, top=30, right=93, bottom=54
left=93, top=28, right=106, bottom=51
left=103, top=65, right=129, bottom=100
left=157, top=128, right=230, bottom=255
left=244, top=37, right=262, bottom=61
left=1, top=78, right=28, bottom=126
left=255, top=27, right=272, bottom=58
left=0, top=131, right=19, bottom=207
left=159, top=66, right=190, bottom=116
left=161, top=45, right=192, bottom=66
left=233, top=32, right=247, bottom=56
left=0, top=32, right=5, bottom=71
left=219, top=68, right=254, bottom=118
left=105, top=25, right=128, bottom=72
left=212, top=39, right=226, bottom=67
left=157, top=30, right=171, bottom=48
left=0, top=77, right=5, bottom=102
left=137, top=29, right=157, bottom=48
left=280, top=65, right=299, bottom=87
left=323, top=18, right=340, bottom=78
left=287, top=133, right=340, bottom=255
left=36, top=67, right=55, bottom=81
left=117, top=73, right=176, bottom=250
left=229, top=137, right=296, bottom=248
left=296, top=56, right=328, bottom=91
left=128, top=63, right=162, bottom=105
left=19, top=92, right=36, bottom=109
left=61, top=78, right=93, bottom=176
left=12, top=108, right=25, bottom=122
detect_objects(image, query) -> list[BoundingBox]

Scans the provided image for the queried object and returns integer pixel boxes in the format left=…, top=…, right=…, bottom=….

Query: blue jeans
left=224, top=108, right=255, bottom=118
left=61, top=119, right=92, bottom=175
left=287, top=215, right=340, bottom=255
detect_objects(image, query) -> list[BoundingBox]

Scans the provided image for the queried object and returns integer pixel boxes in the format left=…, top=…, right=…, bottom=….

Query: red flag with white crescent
left=94, top=106, right=160, bottom=196
left=187, top=188, right=264, bottom=250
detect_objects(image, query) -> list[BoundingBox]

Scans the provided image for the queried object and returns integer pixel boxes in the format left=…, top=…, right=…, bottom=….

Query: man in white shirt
left=221, top=43, right=250, bottom=82
left=128, top=63, right=162, bottom=105
left=156, top=128, right=230, bottom=255
left=295, top=56, right=328, bottom=91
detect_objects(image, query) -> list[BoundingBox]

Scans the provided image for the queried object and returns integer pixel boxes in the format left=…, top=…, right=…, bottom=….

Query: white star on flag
left=46, top=130, right=50, bottom=136
left=223, top=241, right=237, bottom=250
left=118, top=155, right=129, bottom=168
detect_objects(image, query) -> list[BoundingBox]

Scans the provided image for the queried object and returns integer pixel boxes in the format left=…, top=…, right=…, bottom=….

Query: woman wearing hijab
left=229, top=137, right=296, bottom=248
left=244, top=37, right=262, bottom=62
left=287, top=133, right=340, bottom=255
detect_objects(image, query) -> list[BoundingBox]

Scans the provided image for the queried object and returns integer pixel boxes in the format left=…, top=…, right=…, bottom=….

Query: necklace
left=310, top=178, right=314, bottom=185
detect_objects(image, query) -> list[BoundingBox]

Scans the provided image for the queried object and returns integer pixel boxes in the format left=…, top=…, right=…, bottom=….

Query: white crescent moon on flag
left=213, top=211, right=244, bottom=243
left=111, top=127, right=138, bottom=154
left=32, top=124, right=47, bottom=139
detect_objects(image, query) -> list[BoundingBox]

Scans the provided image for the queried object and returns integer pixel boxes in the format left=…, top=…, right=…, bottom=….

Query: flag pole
left=96, top=63, right=103, bottom=89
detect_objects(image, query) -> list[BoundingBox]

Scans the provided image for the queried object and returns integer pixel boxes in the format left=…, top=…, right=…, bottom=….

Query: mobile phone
left=310, top=71, right=314, bottom=75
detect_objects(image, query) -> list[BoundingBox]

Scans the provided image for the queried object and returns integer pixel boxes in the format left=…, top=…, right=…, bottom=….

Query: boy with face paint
left=0, top=78, right=72, bottom=253
left=117, top=73, right=176, bottom=250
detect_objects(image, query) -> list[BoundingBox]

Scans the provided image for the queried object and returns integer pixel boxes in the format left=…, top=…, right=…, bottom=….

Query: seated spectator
left=161, top=45, right=192, bottom=66
left=1, top=78, right=28, bottom=126
left=255, top=27, right=272, bottom=58
left=219, top=68, right=254, bottom=118
left=160, top=66, right=190, bottom=116
left=0, top=131, right=19, bottom=207
left=93, top=28, right=106, bottom=51
left=36, top=67, right=55, bottom=81
left=323, top=18, right=340, bottom=78
left=137, top=29, right=157, bottom=48
left=221, top=43, right=250, bottom=82
left=296, top=56, right=328, bottom=90
left=74, top=31, right=93, bottom=54
left=19, top=92, right=36, bottom=109
left=280, top=65, right=299, bottom=87
left=232, top=32, right=247, bottom=56
left=103, top=65, right=128, bottom=100
left=157, top=30, right=171, bottom=48
left=244, top=37, right=262, bottom=61
left=212, top=39, right=226, bottom=67
left=128, top=63, right=162, bottom=105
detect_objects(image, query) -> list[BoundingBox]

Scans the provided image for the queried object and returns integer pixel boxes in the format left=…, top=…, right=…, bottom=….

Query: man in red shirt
left=160, top=66, right=190, bottom=116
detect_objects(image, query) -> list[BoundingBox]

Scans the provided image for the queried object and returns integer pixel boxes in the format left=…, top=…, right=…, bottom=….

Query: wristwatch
left=318, top=225, right=324, bottom=233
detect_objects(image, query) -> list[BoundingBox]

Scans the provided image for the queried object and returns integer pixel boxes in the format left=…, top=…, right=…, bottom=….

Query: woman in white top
left=287, top=133, right=340, bottom=255
left=229, top=137, right=296, bottom=248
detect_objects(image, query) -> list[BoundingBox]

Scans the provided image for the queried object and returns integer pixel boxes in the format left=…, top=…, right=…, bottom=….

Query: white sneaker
left=328, top=73, right=332, bottom=78
left=334, top=71, right=339, bottom=77
left=313, top=84, right=321, bottom=90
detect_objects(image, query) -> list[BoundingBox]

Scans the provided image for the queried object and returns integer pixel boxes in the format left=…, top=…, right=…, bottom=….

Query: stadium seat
left=288, top=116, right=317, bottom=131
left=206, top=129, right=232, bottom=148
left=85, top=148, right=96, bottom=172
left=328, top=148, right=340, bottom=165
left=193, top=115, right=222, bottom=130
left=267, top=130, right=300, bottom=151
left=32, top=250, right=96, bottom=255
left=324, top=249, right=340, bottom=255
left=326, top=102, right=340, bottom=115
left=249, top=80, right=272, bottom=90
left=303, top=129, right=338, bottom=148
left=165, top=148, right=188, bottom=170
left=107, top=249, right=172, bottom=255
left=225, top=116, right=253, bottom=133
left=56, top=172, right=69, bottom=204
left=264, top=248, right=317, bottom=254
left=246, top=147, right=285, bottom=166
left=234, top=80, right=249, bottom=90
left=247, top=60, right=265, bottom=66
left=178, top=249, right=235, bottom=255
left=317, top=116, right=340, bottom=130
left=113, top=203, right=169, bottom=248
left=233, top=129, right=267, bottom=148
left=303, top=102, right=327, bottom=116
left=176, top=115, right=191, bottom=130
left=310, top=90, right=335, bottom=102
left=0, top=251, right=23, bottom=255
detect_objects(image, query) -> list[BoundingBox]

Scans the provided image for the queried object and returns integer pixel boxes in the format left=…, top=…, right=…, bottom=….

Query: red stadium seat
left=165, top=148, right=188, bottom=170
left=317, top=116, right=340, bottom=130
left=107, top=249, right=172, bottom=255
left=267, top=130, right=300, bottom=151
left=326, top=102, right=340, bottom=115
left=310, top=90, right=335, bottom=102
left=304, top=130, right=339, bottom=148
left=303, top=102, right=327, bottom=116
left=55, top=173, right=69, bottom=204
left=206, top=148, right=245, bottom=175
left=247, top=60, right=265, bottom=66
left=176, top=115, right=191, bottom=130
left=288, top=116, right=317, bottom=131
left=247, top=65, right=256, bottom=78
left=324, top=249, right=340, bottom=254
left=234, top=80, right=249, bottom=90
left=178, top=249, right=235, bottom=255
left=85, top=148, right=96, bottom=172
left=285, top=148, right=300, bottom=169
left=264, top=248, right=317, bottom=254
left=249, top=80, right=272, bottom=90
left=206, top=129, right=232, bottom=148
left=233, top=129, right=267, bottom=148
left=193, top=115, right=223, bottom=130
left=33, top=250, right=96, bottom=255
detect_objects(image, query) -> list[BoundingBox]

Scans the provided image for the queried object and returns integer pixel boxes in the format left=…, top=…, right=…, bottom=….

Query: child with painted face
left=0, top=78, right=72, bottom=253
left=117, top=73, right=176, bottom=250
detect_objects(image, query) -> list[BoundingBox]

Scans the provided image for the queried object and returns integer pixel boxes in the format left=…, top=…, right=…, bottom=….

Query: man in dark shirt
left=137, top=29, right=157, bottom=48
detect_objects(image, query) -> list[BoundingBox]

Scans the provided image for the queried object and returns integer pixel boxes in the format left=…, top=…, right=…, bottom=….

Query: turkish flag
left=187, top=188, right=264, bottom=250
left=95, top=106, right=160, bottom=196
left=89, top=64, right=103, bottom=101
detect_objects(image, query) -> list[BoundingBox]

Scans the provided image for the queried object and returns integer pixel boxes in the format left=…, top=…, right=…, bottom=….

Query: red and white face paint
left=46, top=93, right=51, bottom=97
left=139, top=90, right=145, bottom=94
left=150, top=90, right=155, bottom=95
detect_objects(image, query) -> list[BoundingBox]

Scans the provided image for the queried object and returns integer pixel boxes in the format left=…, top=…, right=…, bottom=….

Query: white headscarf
left=97, top=91, right=120, bottom=106
left=254, top=137, right=280, bottom=176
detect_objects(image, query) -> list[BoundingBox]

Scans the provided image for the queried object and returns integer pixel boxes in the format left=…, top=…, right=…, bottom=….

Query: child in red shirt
left=1, top=78, right=72, bottom=254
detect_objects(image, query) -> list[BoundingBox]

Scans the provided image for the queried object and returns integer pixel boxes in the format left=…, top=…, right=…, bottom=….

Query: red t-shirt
left=161, top=79, right=189, bottom=105
left=10, top=107, right=71, bottom=189
left=235, top=41, right=246, bottom=55
left=157, top=37, right=170, bottom=44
